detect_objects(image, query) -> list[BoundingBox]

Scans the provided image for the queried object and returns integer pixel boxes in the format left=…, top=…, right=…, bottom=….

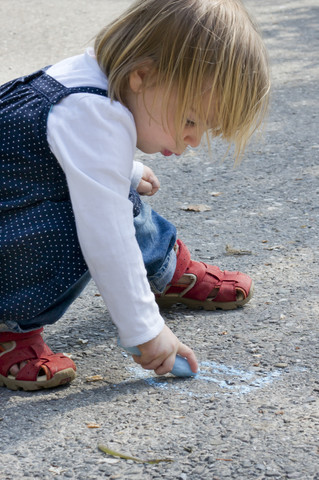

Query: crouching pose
left=0, top=0, right=269, bottom=390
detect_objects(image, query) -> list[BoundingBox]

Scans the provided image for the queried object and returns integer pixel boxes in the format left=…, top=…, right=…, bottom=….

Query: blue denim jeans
left=0, top=199, right=177, bottom=333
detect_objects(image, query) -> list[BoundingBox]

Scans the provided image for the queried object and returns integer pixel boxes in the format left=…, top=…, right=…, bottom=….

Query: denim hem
left=0, top=320, right=33, bottom=333
left=148, top=249, right=177, bottom=294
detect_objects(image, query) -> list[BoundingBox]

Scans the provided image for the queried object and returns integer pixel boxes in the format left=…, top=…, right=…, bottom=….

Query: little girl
left=0, top=0, right=270, bottom=391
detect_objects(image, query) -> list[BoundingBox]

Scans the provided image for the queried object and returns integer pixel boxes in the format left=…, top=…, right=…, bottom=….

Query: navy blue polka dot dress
left=0, top=69, right=141, bottom=324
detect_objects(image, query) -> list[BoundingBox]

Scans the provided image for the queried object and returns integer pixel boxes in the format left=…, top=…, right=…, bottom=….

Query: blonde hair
left=95, top=0, right=270, bottom=160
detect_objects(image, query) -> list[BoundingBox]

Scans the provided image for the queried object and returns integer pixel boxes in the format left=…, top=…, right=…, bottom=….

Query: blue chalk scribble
left=119, top=359, right=283, bottom=398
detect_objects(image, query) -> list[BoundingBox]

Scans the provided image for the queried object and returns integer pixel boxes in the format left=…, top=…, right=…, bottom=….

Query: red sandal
left=0, top=328, right=76, bottom=391
left=156, top=239, right=253, bottom=310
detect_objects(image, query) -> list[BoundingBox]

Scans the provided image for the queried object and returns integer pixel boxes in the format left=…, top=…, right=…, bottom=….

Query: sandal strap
left=0, top=327, right=43, bottom=342
left=183, top=265, right=249, bottom=302
left=212, top=270, right=246, bottom=302
left=0, top=329, right=75, bottom=380
left=15, top=354, right=74, bottom=381
left=183, top=263, right=226, bottom=301
left=171, top=239, right=191, bottom=283
left=166, top=240, right=251, bottom=303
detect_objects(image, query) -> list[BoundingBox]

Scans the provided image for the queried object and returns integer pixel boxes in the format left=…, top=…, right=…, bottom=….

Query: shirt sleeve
left=131, top=161, right=144, bottom=190
left=47, top=92, right=164, bottom=346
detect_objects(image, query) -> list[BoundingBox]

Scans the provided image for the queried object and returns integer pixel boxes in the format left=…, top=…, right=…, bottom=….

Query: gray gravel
left=0, top=1, right=318, bottom=479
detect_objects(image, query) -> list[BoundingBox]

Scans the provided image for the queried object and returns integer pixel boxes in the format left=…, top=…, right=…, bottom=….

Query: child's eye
left=186, top=119, right=196, bottom=127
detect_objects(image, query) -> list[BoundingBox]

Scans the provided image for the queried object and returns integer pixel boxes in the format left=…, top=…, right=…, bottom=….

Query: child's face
left=126, top=70, right=208, bottom=156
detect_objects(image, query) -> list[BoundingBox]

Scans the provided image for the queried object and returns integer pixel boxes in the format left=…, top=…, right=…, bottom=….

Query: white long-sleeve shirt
left=46, top=48, right=164, bottom=347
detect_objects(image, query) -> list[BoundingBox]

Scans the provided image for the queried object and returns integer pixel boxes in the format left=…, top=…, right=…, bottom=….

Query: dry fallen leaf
left=86, top=375, right=104, bottom=382
left=87, top=423, right=101, bottom=428
left=264, top=245, right=284, bottom=251
left=49, top=467, right=64, bottom=474
left=210, top=191, right=223, bottom=197
left=62, top=352, right=73, bottom=359
left=181, top=204, right=211, bottom=212
left=183, top=446, right=193, bottom=453
left=102, top=458, right=120, bottom=464
left=98, top=445, right=173, bottom=464
left=225, top=244, right=252, bottom=256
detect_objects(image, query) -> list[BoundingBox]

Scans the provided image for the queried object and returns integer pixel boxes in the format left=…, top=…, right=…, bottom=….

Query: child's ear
left=128, top=69, right=144, bottom=93
left=128, top=62, right=154, bottom=93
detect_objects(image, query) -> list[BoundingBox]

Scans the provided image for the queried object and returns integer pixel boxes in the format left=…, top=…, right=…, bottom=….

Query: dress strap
left=29, top=69, right=108, bottom=104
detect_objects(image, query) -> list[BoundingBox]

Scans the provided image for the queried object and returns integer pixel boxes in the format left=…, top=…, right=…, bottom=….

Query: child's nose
left=183, top=131, right=202, bottom=149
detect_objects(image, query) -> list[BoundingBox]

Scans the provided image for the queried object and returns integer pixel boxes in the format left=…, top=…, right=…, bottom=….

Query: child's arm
left=136, top=165, right=160, bottom=196
left=132, top=324, right=198, bottom=375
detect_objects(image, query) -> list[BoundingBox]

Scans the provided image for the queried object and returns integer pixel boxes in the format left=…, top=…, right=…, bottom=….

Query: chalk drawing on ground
left=117, top=356, right=284, bottom=398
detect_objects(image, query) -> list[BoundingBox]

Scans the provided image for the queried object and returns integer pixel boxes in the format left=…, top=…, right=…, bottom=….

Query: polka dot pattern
left=0, top=69, right=109, bottom=323
left=128, top=188, right=142, bottom=218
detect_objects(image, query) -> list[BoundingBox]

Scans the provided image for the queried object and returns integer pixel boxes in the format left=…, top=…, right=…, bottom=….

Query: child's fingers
left=131, top=352, right=160, bottom=369
left=134, top=345, right=198, bottom=376
left=136, top=355, right=175, bottom=375
left=145, top=175, right=160, bottom=195
left=132, top=325, right=196, bottom=375
left=132, top=353, right=167, bottom=373
left=137, top=179, right=153, bottom=195
left=147, top=174, right=160, bottom=191
left=154, top=353, right=176, bottom=376
left=137, top=179, right=159, bottom=196
left=177, top=342, right=199, bottom=374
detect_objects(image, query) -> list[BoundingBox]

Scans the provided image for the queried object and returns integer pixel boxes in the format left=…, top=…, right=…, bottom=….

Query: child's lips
left=162, top=149, right=173, bottom=157
left=162, top=149, right=182, bottom=157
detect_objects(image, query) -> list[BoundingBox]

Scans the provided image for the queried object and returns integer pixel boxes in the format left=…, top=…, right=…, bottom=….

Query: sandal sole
left=0, top=368, right=76, bottom=391
left=156, top=282, right=254, bottom=311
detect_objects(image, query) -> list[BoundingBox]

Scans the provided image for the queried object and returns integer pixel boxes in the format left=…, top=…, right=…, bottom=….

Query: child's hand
left=133, top=325, right=198, bottom=375
left=136, top=165, right=160, bottom=196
